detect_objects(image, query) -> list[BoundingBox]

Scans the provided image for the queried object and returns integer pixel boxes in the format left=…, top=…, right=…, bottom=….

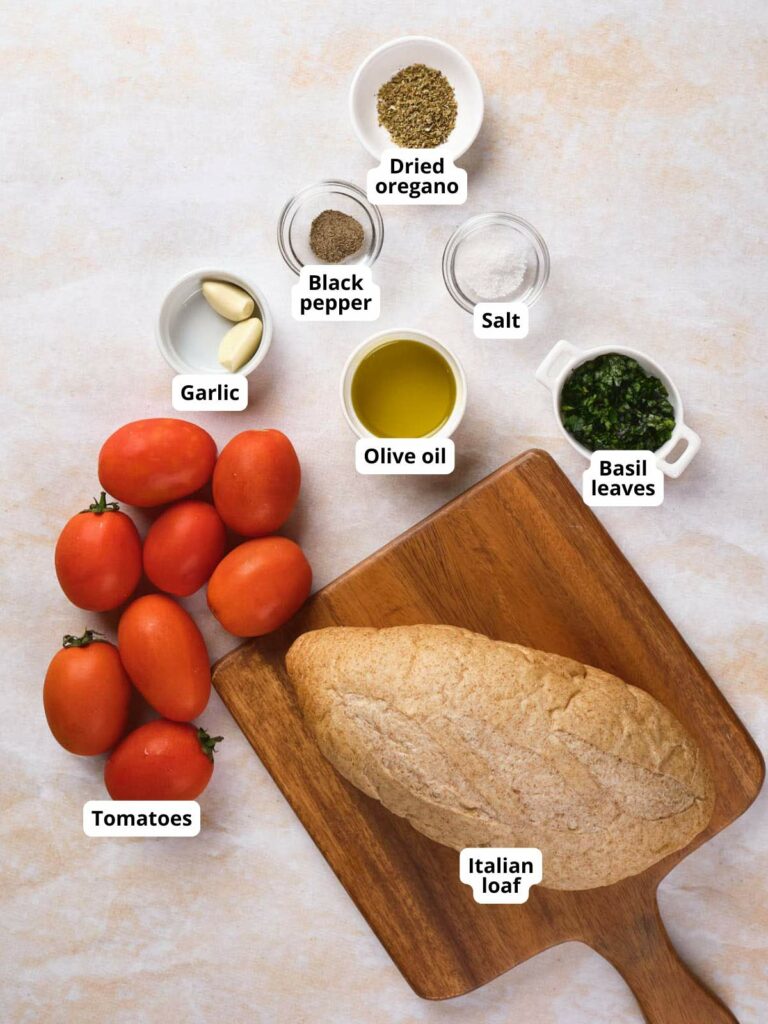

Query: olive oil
left=351, top=340, right=457, bottom=438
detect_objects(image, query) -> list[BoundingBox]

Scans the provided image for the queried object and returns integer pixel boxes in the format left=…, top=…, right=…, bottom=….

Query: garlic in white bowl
left=202, top=280, right=255, bottom=322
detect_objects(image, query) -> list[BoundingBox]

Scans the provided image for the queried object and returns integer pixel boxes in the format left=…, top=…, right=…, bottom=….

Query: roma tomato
left=104, top=720, right=222, bottom=800
left=98, top=418, right=217, bottom=507
left=143, top=500, right=226, bottom=596
left=207, top=537, right=311, bottom=637
left=212, top=429, right=300, bottom=536
left=43, top=630, right=131, bottom=755
left=55, top=493, right=142, bottom=611
left=118, top=594, right=210, bottom=720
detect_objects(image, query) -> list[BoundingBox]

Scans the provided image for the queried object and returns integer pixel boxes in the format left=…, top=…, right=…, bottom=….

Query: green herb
left=559, top=354, right=676, bottom=452
left=377, top=63, right=457, bottom=149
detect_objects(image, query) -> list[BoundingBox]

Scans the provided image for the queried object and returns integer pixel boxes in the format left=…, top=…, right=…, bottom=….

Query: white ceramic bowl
left=349, top=36, right=484, bottom=161
left=157, top=268, right=272, bottom=376
left=535, top=340, right=700, bottom=478
left=341, top=327, right=467, bottom=439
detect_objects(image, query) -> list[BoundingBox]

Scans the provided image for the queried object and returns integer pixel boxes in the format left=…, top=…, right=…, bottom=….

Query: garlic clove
left=218, top=317, right=263, bottom=373
left=202, top=280, right=255, bottom=322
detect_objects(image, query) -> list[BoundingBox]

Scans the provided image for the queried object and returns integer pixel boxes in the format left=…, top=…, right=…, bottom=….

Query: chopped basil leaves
left=560, top=354, right=676, bottom=452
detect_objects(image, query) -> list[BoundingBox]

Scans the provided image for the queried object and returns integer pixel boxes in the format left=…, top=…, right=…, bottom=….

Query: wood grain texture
left=212, top=450, right=763, bottom=1021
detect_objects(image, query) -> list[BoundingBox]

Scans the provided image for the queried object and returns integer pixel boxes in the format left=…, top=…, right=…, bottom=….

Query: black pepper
left=309, top=209, right=365, bottom=264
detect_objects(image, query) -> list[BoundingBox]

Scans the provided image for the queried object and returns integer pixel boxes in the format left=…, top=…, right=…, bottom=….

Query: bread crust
left=286, top=625, right=714, bottom=890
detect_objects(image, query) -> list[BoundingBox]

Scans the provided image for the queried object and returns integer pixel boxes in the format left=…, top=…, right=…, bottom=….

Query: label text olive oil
left=351, top=340, right=456, bottom=437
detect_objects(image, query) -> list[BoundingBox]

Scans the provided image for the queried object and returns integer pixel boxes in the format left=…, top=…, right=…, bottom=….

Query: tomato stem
left=84, top=491, right=120, bottom=515
left=197, top=727, right=223, bottom=762
left=62, top=628, right=108, bottom=648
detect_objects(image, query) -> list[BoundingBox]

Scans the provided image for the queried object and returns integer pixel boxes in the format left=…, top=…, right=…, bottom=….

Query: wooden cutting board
left=213, top=450, right=763, bottom=1023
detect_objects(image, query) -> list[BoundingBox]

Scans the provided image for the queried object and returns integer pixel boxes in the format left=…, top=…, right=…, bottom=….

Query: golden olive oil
left=351, top=340, right=457, bottom=438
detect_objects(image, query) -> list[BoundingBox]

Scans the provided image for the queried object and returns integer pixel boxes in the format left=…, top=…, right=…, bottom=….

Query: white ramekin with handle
left=535, top=340, right=701, bottom=479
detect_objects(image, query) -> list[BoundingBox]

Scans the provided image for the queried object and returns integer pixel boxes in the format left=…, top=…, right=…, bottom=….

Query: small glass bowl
left=442, top=212, right=550, bottom=312
left=277, top=180, right=384, bottom=275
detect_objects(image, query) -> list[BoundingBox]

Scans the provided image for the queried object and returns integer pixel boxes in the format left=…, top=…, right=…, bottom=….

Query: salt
left=455, top=226, right=529, bottom=301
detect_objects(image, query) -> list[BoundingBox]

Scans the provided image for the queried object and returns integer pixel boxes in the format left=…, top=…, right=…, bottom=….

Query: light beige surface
left=288, top=625, right=715, bottom=890
left=1, top=1, right=766, bottom=1022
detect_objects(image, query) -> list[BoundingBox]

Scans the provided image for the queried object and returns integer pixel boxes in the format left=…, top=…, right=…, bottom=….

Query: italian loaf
left=285, top=624, right=714, bottom=890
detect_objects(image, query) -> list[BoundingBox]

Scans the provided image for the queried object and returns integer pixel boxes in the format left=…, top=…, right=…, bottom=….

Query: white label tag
left=355, top=438, right=455, bottom=475
left=172, top=374, right=247, bottom=411
left=460, top=848, right=543, bottom=904
left=83, top=800, right=201, bottom=837
left=291, top=265, right=380, bottom=321
left=473, top=302, right=529, bottom=339
left=582, top=451, right=664, bottom=506
left=367, top=149, right=467, bottom=205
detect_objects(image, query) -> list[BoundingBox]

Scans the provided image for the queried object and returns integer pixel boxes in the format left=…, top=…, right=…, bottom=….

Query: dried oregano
left=377, top=63, right=457, bottom=148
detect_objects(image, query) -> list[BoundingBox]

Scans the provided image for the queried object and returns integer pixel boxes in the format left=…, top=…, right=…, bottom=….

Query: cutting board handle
left=588, top=889, right=739, bottom=1024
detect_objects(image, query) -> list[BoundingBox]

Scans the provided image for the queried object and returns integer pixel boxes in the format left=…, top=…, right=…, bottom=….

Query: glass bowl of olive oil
left=341, top=329, right=467, bottom=439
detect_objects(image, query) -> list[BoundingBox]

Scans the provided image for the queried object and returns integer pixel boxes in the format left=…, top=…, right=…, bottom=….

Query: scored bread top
left=285, top=624, right=714, bottom=890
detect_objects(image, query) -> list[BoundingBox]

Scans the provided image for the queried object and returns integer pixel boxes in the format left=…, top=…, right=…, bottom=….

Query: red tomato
left=212, top=429, right=300, bottom=536
left=118, top=594, right=210, bottom=720
left=43, top=631, right=131, bottom=755
left=207, top=537, right=311, bottom=637
left=104, top=720, right=222, bottom=800
left=143, top=500, right=227, bottom=596
left=98, top=418, right=217, bottom=507
left=55, top=493, right=142, bottom=611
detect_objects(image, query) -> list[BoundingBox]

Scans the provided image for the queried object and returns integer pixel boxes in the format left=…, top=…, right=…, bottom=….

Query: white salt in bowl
left=350, top=37, right=484, bottom=161
left=443, top=213, right=550, bottom=313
